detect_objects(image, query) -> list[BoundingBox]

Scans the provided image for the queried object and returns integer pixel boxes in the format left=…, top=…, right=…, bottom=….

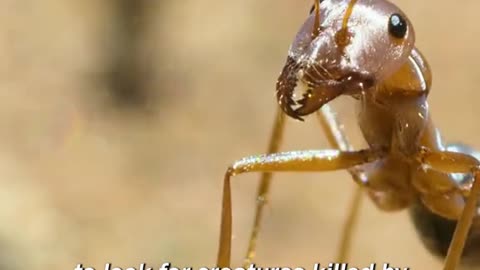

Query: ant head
left=277, top=0, right=415, bottom=121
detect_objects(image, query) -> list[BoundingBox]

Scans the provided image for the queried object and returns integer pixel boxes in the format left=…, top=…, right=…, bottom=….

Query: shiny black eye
left=388, top=13, right=407, bottom=39
left=309, top=0, right=324, bottom=14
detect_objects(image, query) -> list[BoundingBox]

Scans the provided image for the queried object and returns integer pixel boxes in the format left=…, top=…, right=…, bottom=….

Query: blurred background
left=1, top=0, right=480, bottom=269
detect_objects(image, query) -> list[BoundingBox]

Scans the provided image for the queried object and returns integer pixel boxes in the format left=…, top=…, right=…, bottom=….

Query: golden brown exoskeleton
left=216, top=0, right=480, bottom=269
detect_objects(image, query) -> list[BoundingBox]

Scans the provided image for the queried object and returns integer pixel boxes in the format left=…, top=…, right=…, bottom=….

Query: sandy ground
left=1, top=0, right=480, bottom=269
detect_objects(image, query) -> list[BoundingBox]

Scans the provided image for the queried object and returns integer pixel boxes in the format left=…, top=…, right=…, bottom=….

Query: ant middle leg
left=216, top=148, right=383, bottom=267
left=416, top=149, right=480, bottom=270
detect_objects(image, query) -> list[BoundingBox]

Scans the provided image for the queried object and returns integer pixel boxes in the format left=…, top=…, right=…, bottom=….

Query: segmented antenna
left=336, top=0, right=358, bottom=49
left=312, top=0, right=321, bottom=38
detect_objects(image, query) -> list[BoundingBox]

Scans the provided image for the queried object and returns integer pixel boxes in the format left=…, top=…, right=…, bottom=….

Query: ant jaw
left=276, top=56, right=306, bottom=121
left=276, top=56, right=375, bottom=121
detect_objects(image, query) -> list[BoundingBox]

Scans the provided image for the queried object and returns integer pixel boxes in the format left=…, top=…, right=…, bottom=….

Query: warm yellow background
left=1, top=0, right=479, bottom=269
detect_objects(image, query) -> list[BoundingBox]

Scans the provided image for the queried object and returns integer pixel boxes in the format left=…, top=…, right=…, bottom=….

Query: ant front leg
left=217, top=148, right=384, bottom=267
left=417, top=148, right=480, bottom=270
left=244, top=105, right=367, bottom=267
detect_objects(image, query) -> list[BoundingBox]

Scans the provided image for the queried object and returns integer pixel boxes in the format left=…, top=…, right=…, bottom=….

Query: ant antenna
left=312, top=0, right=321, bottom=38
left=336, top=0, right=358, bottom=49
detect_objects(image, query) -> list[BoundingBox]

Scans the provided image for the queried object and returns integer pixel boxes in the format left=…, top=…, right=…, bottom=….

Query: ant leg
left=243, top=109, right=286, bottom=267
left=217, top=148, right=383, bottom=267
left=413, top=167, right=467, bottom=220
left=316, top=106, right=353, bottom=151
left=417, top=149, right=480, bottom=270
left=335, top=187, right=363, bottom=262
left=316, top=107, right=367, bottom=262
left=244, top=105, right=366, bottom=266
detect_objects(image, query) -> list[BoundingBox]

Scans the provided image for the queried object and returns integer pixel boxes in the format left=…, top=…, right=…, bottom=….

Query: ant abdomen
left=409, top=200, right=480, bottom=266
left=410, top=201, right=480, bottom=266
left=409, top=143, right=480, bottom=266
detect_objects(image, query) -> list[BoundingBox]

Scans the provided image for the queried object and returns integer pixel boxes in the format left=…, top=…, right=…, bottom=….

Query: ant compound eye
left=388, top=13, right=408, bottom=39
left=309, top=0, right=324, bottom=14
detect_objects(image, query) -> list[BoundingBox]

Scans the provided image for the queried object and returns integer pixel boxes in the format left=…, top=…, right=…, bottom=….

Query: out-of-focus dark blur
left=2, top=0, right=480, bottom=269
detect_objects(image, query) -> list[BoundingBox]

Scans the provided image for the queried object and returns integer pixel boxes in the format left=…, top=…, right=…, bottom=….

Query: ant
left=216, top=0, right=480, bottom=269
